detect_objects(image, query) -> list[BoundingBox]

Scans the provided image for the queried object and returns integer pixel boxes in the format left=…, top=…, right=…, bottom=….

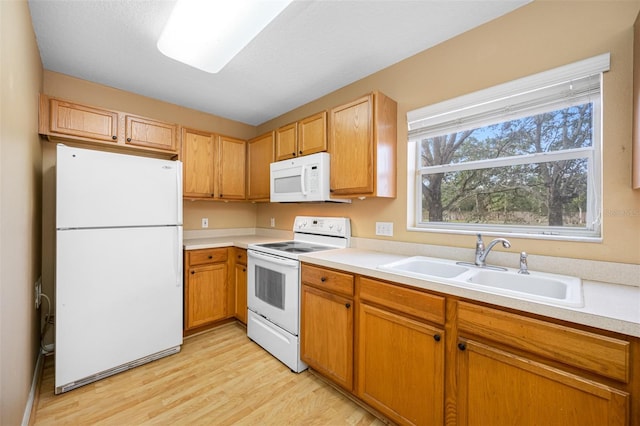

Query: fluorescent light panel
left=158, top=0, right=292, bottom=73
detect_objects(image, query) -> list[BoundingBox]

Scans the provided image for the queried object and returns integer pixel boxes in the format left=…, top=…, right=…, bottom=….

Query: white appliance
left=247, top=216, right=351, bottom=372
left=270, top=152, right=351, bottom=203
left=55, top=144, right=183, bottom=394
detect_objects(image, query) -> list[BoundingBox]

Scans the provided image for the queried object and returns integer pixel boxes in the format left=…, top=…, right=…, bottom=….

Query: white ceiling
left=28, top=0, right=529, bottom=126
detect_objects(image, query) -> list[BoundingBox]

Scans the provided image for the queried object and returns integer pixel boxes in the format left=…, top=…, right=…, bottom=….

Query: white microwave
left=270, top=152, right=350, bottom=203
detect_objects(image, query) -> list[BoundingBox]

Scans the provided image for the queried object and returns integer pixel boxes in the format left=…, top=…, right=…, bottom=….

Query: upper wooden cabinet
left=329, top=92, right=397, bottom=198
left=181, top=128, right=246, bottom=200
left=39, top=95, right=179, bottom=156
left=47, top=98, right=118, bottom=142
left=247, top=131, right=274, bottom=201
left=218, top=135, right=246, bottom=200
left=124, top=115, right=177, bottom=152
left=275, top=111, right=327, bottom=161
left=182, top=128, right=216, bottom=198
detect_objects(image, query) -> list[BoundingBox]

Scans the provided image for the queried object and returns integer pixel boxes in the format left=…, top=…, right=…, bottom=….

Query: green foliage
left=420, top=103, right=593, bottom=227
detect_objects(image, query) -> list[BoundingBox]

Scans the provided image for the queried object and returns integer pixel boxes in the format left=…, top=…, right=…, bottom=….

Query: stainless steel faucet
left=474, top=234, right=511, bottom=267
left=518, top=251, right=530, bottom=274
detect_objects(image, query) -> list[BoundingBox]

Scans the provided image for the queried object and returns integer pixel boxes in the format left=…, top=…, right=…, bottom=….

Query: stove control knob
left=336, top=225, right=343, bottom=233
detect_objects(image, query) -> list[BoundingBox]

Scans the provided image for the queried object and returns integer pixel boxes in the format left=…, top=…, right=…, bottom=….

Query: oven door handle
left=248, top=250, right=300, bottom=268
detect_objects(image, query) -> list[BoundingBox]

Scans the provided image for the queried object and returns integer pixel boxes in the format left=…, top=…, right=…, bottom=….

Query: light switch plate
left=201, top=218, right=208, bottom=228
left=375, top=222, right=393, bottom=236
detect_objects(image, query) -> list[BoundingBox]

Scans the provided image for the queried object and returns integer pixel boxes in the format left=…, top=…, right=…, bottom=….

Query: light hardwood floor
left=31, top=322, right=386, bottom=425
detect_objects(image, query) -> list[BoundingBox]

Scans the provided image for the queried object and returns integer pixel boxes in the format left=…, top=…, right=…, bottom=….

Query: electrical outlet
left=270, top=217, right=275, bottom=227
left=375, top=222, right=394, bottom=236
left=201, top=218, right=209, bottom=228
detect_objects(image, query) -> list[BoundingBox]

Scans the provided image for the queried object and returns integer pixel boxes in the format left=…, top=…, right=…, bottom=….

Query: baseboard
left=22, top=350, right=45, bottom=426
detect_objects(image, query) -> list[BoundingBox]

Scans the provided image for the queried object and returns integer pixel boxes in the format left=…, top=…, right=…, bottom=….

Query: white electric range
left=247, top=216, right=351, bottom=372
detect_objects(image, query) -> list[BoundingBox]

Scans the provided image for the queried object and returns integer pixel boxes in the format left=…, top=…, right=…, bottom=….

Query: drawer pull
left=112, top=135, right=117, bottom=140
left=127, top=137, right=132, bottom=142
left=433, top=334, right=441, bottom=342
left=320, top=276, right=327, bottom=282
left=208, top=255, right=213, bottom=259
left=458, top=342, right=467, bottom=351
left=345, top=303, right=351, bottom=309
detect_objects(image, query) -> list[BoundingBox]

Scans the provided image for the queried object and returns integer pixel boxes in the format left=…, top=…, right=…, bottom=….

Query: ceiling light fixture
left=158, top=0, right=292, bottom=74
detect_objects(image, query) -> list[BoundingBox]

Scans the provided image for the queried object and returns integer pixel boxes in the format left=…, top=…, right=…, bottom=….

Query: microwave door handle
left=301, top=165, right=308, bottom=196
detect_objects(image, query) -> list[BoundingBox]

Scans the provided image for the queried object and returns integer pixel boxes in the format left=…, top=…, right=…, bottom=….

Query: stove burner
left=254, top=241, right=335, bottom=254
left=261, top=242, right=290, bottom=248
left=282, top=247, right=313, bottom=253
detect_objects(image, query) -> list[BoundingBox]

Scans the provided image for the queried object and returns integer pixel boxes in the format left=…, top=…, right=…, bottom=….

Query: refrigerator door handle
left=176, top=226, right=183, bottom=288
left=175, top=161, right=183, bottom=225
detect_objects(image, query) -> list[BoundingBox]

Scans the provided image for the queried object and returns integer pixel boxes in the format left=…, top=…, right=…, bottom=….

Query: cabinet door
left=49, top=99, right=118, bottom=143
left=301, top=284, right=353, bottom=391
left=457, top=339, right=629, bottom=426
left=247, top=132, right=274, bottom=201
left=298, top=111, right=327, bottom=157
left=358, top=302, right=444, bottom=426
left=275, top=122, right=297, bottom=161
left=182, top=129, right=215, bottom=198
left=185, top=263, right=228, bottom=329
left=234, top=262, right=247, bottom=324
left=125, top=115, right=177, bottom=152
left=329, top=94, right=374, bottom=195
left=218, top=135, right=246, bottom=200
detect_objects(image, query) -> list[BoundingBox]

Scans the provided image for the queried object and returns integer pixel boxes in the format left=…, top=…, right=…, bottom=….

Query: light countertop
left=183, top=233, right=640, bottom=338
left=183, top=235, right=284, bottom=250
left=300, top=248, right=640, bottom=338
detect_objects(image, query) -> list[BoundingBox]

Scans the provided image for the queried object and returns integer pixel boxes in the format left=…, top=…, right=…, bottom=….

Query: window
left=407, top=54, right=609, bottom=240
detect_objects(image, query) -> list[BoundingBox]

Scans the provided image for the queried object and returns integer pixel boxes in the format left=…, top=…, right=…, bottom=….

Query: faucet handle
left=518, top=252, right=530, bottom=275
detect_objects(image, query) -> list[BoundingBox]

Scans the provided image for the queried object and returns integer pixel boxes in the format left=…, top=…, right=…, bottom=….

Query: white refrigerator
left=55, top=144, right=183, bottom=394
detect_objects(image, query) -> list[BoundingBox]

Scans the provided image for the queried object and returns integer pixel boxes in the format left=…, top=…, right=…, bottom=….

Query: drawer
left=232, top=248, right=247, bottom=265
left=187, top=248, right=228, bottom=266
left=358, top=277, right=445, bottom=325
left=457, top=302, right=630, bottom=382
left=302, top=264, right=354, bottom=296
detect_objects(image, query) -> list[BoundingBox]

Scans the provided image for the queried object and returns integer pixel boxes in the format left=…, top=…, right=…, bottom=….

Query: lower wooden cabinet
left=298, top=262, right=637, bottom=426
left=358, top=302, right=444, bottom=425
left=456, top=339, right=629, bottom=426
left=184, top=248, right=229, bottom=331
left=455, top=301, right=631, bottom=426
left=300, top=265, right=355, bottom=391
left=232, top=248, right=247, bottom=324
left=301, top=284, right=354, bottom=391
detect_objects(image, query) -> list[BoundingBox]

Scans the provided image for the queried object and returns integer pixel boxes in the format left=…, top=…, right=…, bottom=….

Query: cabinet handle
left=299, top=150, right=303, bottom=154
left=126, top=137, right=132, bottom=142
left=433, top=334, right=441, bottom=342
left=320, top=276, right=327, bottom=282
left=112, top=135, right=117, bottom=140
left=345, top=303, right=351, bottom=309
left=208, top=255, right=213, bottom=259
left=242, top=268, right=246, bottom=272
left=458, top=342, right=467, bottom=351
left=190, top=270, right=195, bottom=275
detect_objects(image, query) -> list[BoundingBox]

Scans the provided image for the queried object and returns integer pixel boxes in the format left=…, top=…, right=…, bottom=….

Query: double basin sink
left=378, top=256, right=583, bottom=307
